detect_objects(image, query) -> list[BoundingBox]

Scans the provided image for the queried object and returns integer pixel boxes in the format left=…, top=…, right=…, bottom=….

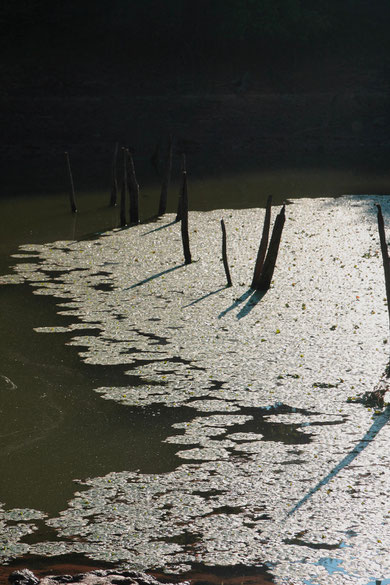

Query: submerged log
left=221, top=219, right=232, bottom=287
left=64, top=151, right=77, bottom=213
left=251, top=195, right=272, bottom=288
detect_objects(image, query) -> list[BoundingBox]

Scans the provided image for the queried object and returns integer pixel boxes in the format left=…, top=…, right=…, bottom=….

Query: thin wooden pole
left=251, top=195, right=272, bottom=288
left=180, top=171, right=192, bottom=265
left=376, top=204, right=390, bottom=335
left=64, top=151, right=77, bottom=213
left=120, top=148, right=127, bottom=227
left=221, top=219, right=232, bottom=287
left=176, top=153, right=187, bottom=222
left=127, top=150, right=139, bottom=224
left=255, top=205, right=286, bottom=291
left=158, top=135, right=173, bottom=216
left=109, top=142, right=119, bottom=207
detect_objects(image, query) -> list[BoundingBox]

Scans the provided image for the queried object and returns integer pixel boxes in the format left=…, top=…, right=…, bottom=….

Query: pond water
left=1, top=166, right=390, bottom=585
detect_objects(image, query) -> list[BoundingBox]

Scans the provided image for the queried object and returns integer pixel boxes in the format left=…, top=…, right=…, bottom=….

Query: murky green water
left=2, top=167, right=390, bottom=584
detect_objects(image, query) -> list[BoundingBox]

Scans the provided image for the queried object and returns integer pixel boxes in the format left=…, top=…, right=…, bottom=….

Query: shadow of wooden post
left=253, top=205, right=286, bottom=291
left=376, top=204, right=390, bottom=335
left=127, top=150, right=139, bottom=224
left=180, top=170, right=192, bottom=265
left=109, top=142, right=119, bottom=207
left=251, top=195, right=272, bottom=288
left=158, top=135, right=173, bottom=216
left=120, top=148, right=127, bottom=227
left=64, top=151, right=77, bottom=213
left=221, top=219, right=232, bottom=287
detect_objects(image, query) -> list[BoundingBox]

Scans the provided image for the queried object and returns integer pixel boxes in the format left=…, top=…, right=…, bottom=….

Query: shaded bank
left=2, top=89, right=390, bottom=196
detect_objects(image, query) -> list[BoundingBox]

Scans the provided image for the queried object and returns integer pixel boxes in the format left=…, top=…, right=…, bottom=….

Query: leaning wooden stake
left=376, top=204, right=390, bottom=333
left=221, top=219, right=232, bottom=287
left=158, top=135, right=173, bottom=216
left=127, top=150, right=139, bottom=224
left=109, top=142, right=119, bottom=207
left=176, top=153, right=187, bottom=222
left=251, top=195, right=272, bottom=288
left=180, top=171, right=192, bottom=264
left=120, top=148, right=127, bottom=227
left=254, top=205, right=286, bottom=291
left=64, top=151, right=77, bottom=213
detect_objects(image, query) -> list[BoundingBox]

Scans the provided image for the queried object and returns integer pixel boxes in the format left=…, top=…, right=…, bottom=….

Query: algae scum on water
left=2, top=196, right=390, bottom=584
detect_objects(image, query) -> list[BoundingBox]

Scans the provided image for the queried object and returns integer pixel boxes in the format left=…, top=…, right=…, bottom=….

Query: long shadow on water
left=288, top=404, right=390, bottom=516
left=218, top=288, right=267, bottom=319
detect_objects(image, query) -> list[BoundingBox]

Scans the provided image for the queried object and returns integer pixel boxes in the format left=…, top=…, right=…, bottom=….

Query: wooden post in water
left=158, top=135, right=173, bottom=216
left=180, top=170, right=192, bottom=265
left=221, top=219, right=232, bottom=287
left=109, top=142, right=119, bottom=207
left=376, top=204, right=390, bottom=334
left=176, top=153, right=186, bottom=222
left=251, top=195, right=272, bottom=288
left=64, top=151, right=77, bottom=213
left=120, top=148, right=127, bottom=227
left=127, top=150, right=139, bottom=224
left=254, top=205, right=286, bottom=291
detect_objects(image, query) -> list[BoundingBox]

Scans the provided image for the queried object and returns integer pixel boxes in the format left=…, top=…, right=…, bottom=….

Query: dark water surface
left=1, top=167, right=389, bottom=582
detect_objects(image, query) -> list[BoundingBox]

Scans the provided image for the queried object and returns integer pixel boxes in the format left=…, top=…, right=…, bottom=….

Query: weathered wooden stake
left=221, top=219, right=232, bottom=287
left=109, top=142, right=119, bottom=207
left=376, top=204, right=390, bottom=333
left=254, top=205, right=286, bottom=291
left=176, top=153, right=187, bottom=222
left=158, top=135, right=173, bottom=216
left=180, top=171, right=192, bottom=265
left=120, top=148, right=127, bottom=227
left=127, top=150, right=139, bottom=224
left=64, top=151, right=77, bottom=213
left=251, top=195, right=272, bottom=288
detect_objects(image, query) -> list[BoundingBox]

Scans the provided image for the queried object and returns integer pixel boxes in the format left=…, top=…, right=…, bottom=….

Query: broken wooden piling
left=127, top=150, right=139, bottom=224
left=109, top=142, right=119, bottom=207
left=180, top=171, right=192, bottom=265
left=158, top=135, right=173, bottom=216
left=176, top=153, right=187, bottom=222
left=120, top=148, right=127, bottom=227
left=64, top=151, right=77, bottom=213
left=221, top=219, right=232, bottom=287
left=251, top=195, right=272, bottom=288
left=376, top=204, right=390, bottom=334
left=252, top=204, right=286, bottom=291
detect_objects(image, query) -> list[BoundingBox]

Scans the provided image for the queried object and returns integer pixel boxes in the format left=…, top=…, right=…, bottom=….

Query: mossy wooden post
left=158, top=135, right=173, bottom=216
left=120, top=148, right=127, bottom=227
left=176, top=153, right=186, bottom=222
left=127, top=150, right=139, bottom=224
left=255, top=205, right=286, bottom=291
left=109, top=142, right=119, bottom=207
left=180, top=171, right=192, bottom=265
left=221, top=219, right=232, bottom=287
left=251, top=195, right=272, bottom=288
left=65, top=151, right=77, bottom=213
left=376, top=204, right=390, bottom=333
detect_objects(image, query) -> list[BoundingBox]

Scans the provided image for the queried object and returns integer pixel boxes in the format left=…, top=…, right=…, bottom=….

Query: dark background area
left=1, top=0, right=390, bottom=194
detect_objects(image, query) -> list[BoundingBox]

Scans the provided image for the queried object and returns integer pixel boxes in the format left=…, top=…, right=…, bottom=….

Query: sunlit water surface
left=2, top=167, right=390, bottom=585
